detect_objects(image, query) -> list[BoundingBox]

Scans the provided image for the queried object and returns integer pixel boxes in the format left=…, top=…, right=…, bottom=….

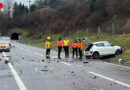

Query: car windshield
left=0, top=41, right=8, bottom=44
left=0, top=37, right=10, bottom=41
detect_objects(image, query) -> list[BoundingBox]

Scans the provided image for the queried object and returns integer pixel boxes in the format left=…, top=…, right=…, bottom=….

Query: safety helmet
left=47, top=36, right=51, bottom=40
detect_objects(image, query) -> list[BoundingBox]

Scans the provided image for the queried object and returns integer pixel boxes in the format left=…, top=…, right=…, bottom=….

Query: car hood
left=0, top=44, right=8, bottom=46
left=113, top=45, right=121, bottom=48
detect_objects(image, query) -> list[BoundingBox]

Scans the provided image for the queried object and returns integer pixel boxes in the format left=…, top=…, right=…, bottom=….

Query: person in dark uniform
left=72, top=39, right=78, bottom=58
left=57, top=37, right=63, bottom=59
left=78, top=39, right=83, bottom=59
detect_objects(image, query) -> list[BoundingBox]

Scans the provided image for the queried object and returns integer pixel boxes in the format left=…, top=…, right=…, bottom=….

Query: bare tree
left=4, top=0, right=14, bottom=17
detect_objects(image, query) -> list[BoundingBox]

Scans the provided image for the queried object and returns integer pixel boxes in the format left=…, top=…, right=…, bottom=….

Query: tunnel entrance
left=11, top=33, right=21, bottom=40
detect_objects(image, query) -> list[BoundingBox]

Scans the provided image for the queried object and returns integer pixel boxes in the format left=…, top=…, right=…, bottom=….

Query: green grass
left=125, top=19, right=130, bottom=29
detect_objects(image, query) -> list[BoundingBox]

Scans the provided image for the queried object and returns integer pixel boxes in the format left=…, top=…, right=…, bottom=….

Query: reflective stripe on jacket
left=45, top=41, right=52, bottom=49
left=57, top=41, right=63, bottom=46
left=63, top=40, right=70, bottom=46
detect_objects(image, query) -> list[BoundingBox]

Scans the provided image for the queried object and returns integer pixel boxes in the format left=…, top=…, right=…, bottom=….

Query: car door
left=95, top=43, right=106, bottom=55
left=103, top=42, right=114, bottom=55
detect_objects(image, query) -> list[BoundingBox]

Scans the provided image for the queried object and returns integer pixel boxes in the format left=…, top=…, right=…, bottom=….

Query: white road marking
left=61, top=62, right=71, bottom=66
left=89, top=71, right=130, bottom=88
left=104, top=62, right=130, bottom=69
left=3, top=52, right=27, bottom=90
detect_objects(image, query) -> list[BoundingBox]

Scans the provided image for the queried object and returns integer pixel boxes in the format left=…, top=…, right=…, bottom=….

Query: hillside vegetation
left=10, top=0, right=130, bottom=39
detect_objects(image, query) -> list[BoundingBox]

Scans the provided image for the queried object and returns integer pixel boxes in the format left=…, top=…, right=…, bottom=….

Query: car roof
left=93, top=41, right=109, bottom=44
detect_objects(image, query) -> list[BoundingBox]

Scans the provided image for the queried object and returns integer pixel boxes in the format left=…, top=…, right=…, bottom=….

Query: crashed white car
left=84, top=41, right=124, bottom=59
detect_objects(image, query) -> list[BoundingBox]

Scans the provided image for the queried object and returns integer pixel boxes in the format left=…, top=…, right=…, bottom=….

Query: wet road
left=0, top=41, right=130, bottom=90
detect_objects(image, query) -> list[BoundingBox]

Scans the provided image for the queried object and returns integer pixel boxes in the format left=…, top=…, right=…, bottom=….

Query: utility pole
left=27, top=0, right=33, bottom=13
left=123, top=0, right=128, bottom=9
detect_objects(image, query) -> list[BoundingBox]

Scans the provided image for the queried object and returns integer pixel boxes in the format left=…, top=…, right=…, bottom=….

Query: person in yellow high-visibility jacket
left=45, top=37, right=52, bottom=59
left=63, top=37, right=71, bottom=58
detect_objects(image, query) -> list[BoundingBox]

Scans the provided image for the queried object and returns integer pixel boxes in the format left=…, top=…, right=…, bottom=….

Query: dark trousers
left=46, top=49, right=50, bottom=58
left=72, top=48, right=78, bottom=57
left=64, top=46, right=69, bottom=58
left=58, top=46, right=62, bottom=58
left=79, top=48, right=82, bottom=59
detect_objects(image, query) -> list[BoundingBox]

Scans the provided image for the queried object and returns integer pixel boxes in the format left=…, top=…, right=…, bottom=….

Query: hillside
left=10, top=0, right=130, bottom=39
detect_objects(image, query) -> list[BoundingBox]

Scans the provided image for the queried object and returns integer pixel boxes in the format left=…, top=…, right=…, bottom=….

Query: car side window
left=104, top=42, right=112, bottom=46
left=96, top=43, right=104, bottom=47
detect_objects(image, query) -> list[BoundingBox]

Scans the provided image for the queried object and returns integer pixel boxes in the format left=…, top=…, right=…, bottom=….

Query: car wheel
left=115, top=49, right=121, bottom=56
left=93, top=52, right=99, bottom=59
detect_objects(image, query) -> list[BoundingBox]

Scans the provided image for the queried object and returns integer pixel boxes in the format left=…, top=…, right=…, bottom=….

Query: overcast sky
left=14, top=0, right=35, bottom=7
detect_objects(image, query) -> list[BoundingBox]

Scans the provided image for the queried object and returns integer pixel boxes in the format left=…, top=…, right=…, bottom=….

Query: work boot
left=58, top=57, right=61, bottom=59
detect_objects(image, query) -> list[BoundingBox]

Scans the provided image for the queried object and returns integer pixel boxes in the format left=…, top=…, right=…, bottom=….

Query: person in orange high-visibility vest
left=57, top=37, right=63, bottom=59
left=63, top=37, right=71, bottom=58
left=72, top=39, right=78, bottom=58
left=78, top=39, right=83, bottom=59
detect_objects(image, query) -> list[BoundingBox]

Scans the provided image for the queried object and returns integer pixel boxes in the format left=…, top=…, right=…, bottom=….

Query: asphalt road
left=0, top=41, right=130, bottom=90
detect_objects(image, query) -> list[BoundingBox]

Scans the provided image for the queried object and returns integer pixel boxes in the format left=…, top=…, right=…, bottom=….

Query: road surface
left=0, top=41, right=130, bottom=90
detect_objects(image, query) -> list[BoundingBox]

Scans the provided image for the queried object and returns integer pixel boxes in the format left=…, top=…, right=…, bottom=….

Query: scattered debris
left=41, top=69, right=49, bottom=72
left=0, top=58, right=2, bottom=61
left=5, top=60, right=9, bottom=64
left=118, top=59, right=126, bottom=64
left=35, top=67, right=38, bottom=71
left=114, top=82, right=117, bottom=84
left=47, top=61, right=50, bottom=63
left=126, top=50, right=130, bottom=53
left=93, top=76, right=97, bottom=79
left=44, top=66, right=48, bottom=68
left=119, top=59, right=122, bottom=63
left=20, top=69, right=22, bottom=75
left=71, top=71, right=74, bottom=74
left=73, top=82, right=75, bottom=85
left=31, top=60, right=35, bottom=62
left=83, top=61, right=89, bottom=64
left=42, top=60, right=44, bottom=62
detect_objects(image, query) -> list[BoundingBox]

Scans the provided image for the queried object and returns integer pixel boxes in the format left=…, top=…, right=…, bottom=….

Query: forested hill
left=10, top=0, right=130, bottom=39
